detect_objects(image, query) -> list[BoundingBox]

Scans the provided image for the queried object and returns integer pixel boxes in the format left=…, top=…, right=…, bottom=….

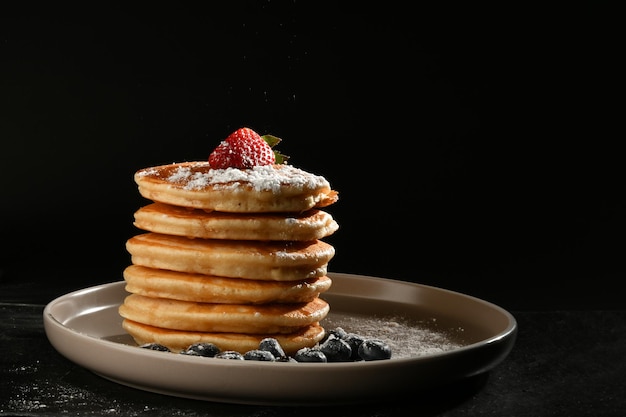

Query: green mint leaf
left=262, top=134, right=282, bottom=148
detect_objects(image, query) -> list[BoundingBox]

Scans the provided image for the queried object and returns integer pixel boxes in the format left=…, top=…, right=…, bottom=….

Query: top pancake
left=134, top=162, right=338, bottom=213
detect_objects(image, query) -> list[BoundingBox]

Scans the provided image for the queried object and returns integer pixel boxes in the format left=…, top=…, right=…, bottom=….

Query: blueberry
left=275, top=356, right=298, bottom=363
left=258, top=337, right=286, bottom=358
left=294, top=347, right=327, bottom=363
left=344, top=333, right=366, bottom=360
left=139, top=343, right=170, bottom=352
left=358, top=339, right=392, bottom=361
left=243, top=349, right=276, bottom=361
left=319, top=335, right=352, bottom=362
left=214, top=350, right=245, bottom=360
left=180, top=342, right=221, bottom=357
left=323, top=327, right=348, bottom=342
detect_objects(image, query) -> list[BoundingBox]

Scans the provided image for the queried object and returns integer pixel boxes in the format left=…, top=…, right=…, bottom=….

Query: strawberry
left=209, top=127, right=276, bottom=169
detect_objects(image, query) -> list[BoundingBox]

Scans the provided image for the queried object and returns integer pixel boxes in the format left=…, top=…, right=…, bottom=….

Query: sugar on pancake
left=133, top=202, right=338, bottom=241
left=126, top=232, right=335, bottom=281
left=123, top=265, right=332, bottom=304
left=134, top=161, right=338, bottom=213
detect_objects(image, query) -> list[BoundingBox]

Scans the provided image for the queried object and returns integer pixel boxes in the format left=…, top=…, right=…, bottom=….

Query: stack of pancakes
left=119, top=161, right=339, bottom=355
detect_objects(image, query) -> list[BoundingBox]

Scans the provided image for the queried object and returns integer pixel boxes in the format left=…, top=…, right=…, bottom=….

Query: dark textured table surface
left=2, top=279, right=625, bottom=417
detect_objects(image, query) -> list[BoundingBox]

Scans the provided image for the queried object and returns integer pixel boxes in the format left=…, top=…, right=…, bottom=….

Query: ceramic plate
left=43, top=272, right=517, bottom=405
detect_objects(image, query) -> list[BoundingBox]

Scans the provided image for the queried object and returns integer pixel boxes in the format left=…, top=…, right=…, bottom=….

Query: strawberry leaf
left=273, top=150, right=290, bottom=164
left=262, top=134, right=282, bottom=148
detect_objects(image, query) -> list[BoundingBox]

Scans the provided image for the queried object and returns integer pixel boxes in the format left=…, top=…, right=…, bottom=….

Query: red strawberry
left=209, top=127, right=276, bottom=169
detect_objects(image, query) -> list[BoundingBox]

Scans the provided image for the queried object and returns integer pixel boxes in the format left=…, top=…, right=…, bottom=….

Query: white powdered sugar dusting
left=323, top=313, right=465, bottom=359
left=156, top=163, right=329, bottom=192
left=166, top=166, right=193, bottom=182
left=136, top=168, right=159, bottom=176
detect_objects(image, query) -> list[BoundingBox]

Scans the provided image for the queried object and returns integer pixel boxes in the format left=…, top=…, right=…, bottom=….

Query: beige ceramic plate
left=43, top=272, right=517, bottom=406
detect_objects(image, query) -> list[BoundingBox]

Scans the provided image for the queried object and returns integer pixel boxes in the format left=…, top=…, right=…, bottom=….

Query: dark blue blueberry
left=139, top=343, right=170, bottom=352
left=294, top=347, right=327, bottom=363
left=319, top=336, right=352, bottom=362
left=275, top=356, right=298, bottom=363
left=344, top=333, right=366, bottom=360
left=358, top=339, right=392, bottom=361
left=323, top=327, right=348, bottom=343
left=258, top=337, right=286, bottom=358
left=243, top=349, right=276, bottom=361
left=180, top=342, right=221, bottom=357
left=214, top=350, right=245, bottom=360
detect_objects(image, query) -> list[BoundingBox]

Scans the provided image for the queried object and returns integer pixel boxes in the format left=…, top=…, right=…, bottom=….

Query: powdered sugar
left=138, top=162, right=330, bottom=192
left=322, top=313, right=465, bottom=359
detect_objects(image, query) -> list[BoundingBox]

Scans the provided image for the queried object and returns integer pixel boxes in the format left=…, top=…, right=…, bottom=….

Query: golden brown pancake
left=119, top=293, right=329, bottom=334
left=126, top=233, right=335, bottom=281
left=122, top=319, right=325, bottom=355
left=123, top=265, right=332, bottom=304
left=134, top=162, right=338, bottom=213
left=133, top=202, right=339, bottom=241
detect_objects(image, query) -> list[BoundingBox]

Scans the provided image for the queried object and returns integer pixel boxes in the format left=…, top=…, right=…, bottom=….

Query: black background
left=1, top=2, right=622, bottom=311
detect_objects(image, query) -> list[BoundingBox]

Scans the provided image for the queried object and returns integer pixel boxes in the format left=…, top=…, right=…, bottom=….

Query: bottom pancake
left=122, top=319, right=325, bottom=355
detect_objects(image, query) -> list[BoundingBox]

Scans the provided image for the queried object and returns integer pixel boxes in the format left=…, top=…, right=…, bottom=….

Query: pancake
left=133, top=202, right=339, bottom=241
left=134, top=162, right=338, bottom=213
left=123, top=265, right=332, bottom=304
left=122, top=319, right=325, bottom=355
left=119, top=293, right=330, bottom=334
left=126, top=232, right=335, bottom=281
